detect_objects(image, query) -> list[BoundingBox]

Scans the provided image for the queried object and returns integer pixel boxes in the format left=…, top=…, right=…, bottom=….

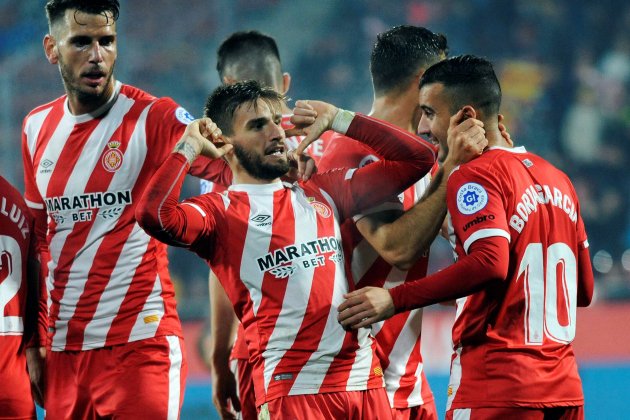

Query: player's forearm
left=359, top=168, right=449, bottom=270
left=344, top=113, right=436, bottom=176
left=209, top=273, right=238, bottom=367
left=389, top=237, right=509, bottom=312
left=577, top=246, right=594, bottom=307
left=190, top=156, right=233, bottom=188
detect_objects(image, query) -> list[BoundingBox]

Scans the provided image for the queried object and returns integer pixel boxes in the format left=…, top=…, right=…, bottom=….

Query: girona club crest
left=101, top=140, right=123, bottom=172
left=307, top=197, right=331, bottom=218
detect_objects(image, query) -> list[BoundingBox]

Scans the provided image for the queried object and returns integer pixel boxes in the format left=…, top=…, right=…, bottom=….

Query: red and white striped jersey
left=136, top=113, right=437, bottom=406
left=318, top=133, right=436, bottom=409
left=21, top=81, right=228, bottom=351
left=445, top=146, right=588, bottom=409
left=0, top=175, right=37, bottom=417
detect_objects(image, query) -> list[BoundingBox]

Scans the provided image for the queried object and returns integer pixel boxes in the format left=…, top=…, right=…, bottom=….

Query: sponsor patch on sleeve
left=456, top=182, right=488, bottom=215
left=175, top=107, right=195, bottom=124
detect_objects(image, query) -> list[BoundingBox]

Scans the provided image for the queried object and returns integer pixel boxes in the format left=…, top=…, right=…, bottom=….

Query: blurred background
left=1, top=0, right=629, bottom=418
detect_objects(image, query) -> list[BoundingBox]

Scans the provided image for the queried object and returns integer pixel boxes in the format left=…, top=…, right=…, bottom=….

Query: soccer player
left=205, top=30, right=326, bottom=420
left=317, top=25, right=450, bottom=419
left=338, top=55, right=595, bottom=419
left=21, top=1, right=230, bottom=418
left=0, top=175, right=46, bottom=419
left=136, top=80, right=438, bottom=419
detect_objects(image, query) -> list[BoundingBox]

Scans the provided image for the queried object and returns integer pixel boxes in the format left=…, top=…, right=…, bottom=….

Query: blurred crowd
left=1, top=0, right=628, bottom=315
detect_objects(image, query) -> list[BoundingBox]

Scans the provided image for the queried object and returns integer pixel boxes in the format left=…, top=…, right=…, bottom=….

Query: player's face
left=48, top=9, right=117, bottom=111
left=418, top=83, right=451, bottom=162
left=230, top=99, right=289, bottom=181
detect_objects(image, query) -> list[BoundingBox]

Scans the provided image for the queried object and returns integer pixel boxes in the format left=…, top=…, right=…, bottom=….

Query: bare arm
left=208, top=271, right=241, bottom=419
left=355, top=109, right=485, bottom=270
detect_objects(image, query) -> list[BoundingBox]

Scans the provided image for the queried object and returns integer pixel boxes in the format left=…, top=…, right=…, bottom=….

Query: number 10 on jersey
left=519, top=242, right=577, bottom=345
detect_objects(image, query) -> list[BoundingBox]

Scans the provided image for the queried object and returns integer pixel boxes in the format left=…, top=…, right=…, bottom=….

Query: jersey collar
left=63, top=80, right=122, bottom=123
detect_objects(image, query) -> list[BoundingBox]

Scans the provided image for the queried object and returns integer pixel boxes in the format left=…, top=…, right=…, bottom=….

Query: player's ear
left=281, top=72, right=291, bottom=95
left=44, top=34, right=58, bottom=65
left=461, top=105, right=477, bottom=120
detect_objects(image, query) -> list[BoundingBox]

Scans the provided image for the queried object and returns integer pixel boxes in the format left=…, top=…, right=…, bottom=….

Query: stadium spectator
left=338, top=55, right=595, bottom=419
left=21, top=1, right=231, bottom=418
left=136, top=80, right=439, bottom=418
left=0, top=174, right=46, bottom=419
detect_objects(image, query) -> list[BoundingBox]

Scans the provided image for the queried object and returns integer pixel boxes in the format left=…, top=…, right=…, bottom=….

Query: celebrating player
left=136, top=80, right=437, bottom=419
left=338, top=55, right=595, bottom=419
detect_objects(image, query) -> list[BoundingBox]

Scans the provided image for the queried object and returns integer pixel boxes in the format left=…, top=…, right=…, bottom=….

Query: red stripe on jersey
left=267, top=194, right=337, bottom=393
left=62, top=102, right=148, bottom=345
left=30, top=99, right=65, bottom=170
left=391, top=336, right=423, bottom=406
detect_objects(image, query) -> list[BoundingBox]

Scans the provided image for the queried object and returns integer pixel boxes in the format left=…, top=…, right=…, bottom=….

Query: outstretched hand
left=286, top=100, right=338, bottom=156
left=174, top=118, right=233, bottom=161
left=337, top=287, right=395, bottom=330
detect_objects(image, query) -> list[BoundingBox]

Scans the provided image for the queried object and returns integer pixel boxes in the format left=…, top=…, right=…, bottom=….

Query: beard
left=58, top=55, right=115, bottom=109
left=234, top=143, right=290, bottom=181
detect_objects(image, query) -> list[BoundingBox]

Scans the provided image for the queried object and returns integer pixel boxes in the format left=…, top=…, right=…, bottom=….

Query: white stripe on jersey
left=453, top=408, right=472, bottom=420
left=384, top=309, right=423, bottom=405
left=128, top=274, right=165, bottom=343
left=80, top=224, right=152, bottom=350
left=447, top=346, right=463, bottom=411
left=351, top=239, right=380, bottom=284
left=462, top=228, right=511, bottom=254
left=269, top=188, right=320, bottom=393
left=24, top=107, right=52, bottom=155
left=238, top=189, right=274, bottom=318
left=51, top=97, right=143, bottom=349
left=166, top=335, right=183, bottom=420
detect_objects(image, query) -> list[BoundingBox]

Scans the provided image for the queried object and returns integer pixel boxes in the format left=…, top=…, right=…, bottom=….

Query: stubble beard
left=58, top=56, right=115, bottom=110
left=234, top=143, right=289, bottom=181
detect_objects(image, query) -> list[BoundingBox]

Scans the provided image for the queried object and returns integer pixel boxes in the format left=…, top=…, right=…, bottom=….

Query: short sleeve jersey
left=21, top=81, right=223, bottom=351
left=319, top=133, right=436, bottom=409
left=445, top=146, right=588, bottom=409
left=0, top=176, right=37, bottom=417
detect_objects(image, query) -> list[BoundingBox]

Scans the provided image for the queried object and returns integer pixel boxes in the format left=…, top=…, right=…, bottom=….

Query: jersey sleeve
left=309, top=114, right=436, bottom=221
left=145, top=98, right=233, bottom=187
left=135, top=152, right=223, bottom=256
left=446, top=164, right=511, bottom=254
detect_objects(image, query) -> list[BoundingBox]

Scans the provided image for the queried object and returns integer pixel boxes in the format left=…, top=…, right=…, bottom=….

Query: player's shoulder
left=25, top=95, right=65, bottom=119
left=121, top=84, right=195, bottom=125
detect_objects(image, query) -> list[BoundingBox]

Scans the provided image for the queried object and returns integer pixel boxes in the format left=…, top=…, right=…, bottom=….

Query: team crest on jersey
left=456, top=182, right=488, bottom=215
left=175, top=107, right=195, bottom=125
left=307, top=197, right=331, bottom=218
left=101, top=141, right=123, bottom=172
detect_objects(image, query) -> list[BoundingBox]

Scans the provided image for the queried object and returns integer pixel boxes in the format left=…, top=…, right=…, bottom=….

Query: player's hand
left=286, top=100, right=338, bottom=156
left=286, top=150, right=317, bottom=181
left=26, top=346, right=46, bottom=408
left=211, top=363, right=241, bottom=420
left=443, top=108, right=486, bottom=169
left=498, top=114, right=512, bottom=144
left=337, top=287, right=395, bottom=329
left=174, top=118, right=233, bottom=162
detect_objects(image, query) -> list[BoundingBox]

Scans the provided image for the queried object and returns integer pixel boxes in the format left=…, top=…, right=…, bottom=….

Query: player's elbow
left=135, top=201, right=160, bottom=236
left=378, top=247, right=419, bottom=271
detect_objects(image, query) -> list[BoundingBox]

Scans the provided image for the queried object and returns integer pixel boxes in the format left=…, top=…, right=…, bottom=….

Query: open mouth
left=265, top=145, right=285, bottom=156
left=82, top=70, right=106, bottom=84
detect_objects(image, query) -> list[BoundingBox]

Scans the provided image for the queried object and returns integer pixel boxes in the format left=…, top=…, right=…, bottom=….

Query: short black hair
left=204, top=80, right=285, bottom=136
left=45, top=0, right=120, bottom=27
left=419, top=55, right=502, bottom=115
left=370, top=25, right=448, bottom=96
left=216, top=31, right=282, bottom=89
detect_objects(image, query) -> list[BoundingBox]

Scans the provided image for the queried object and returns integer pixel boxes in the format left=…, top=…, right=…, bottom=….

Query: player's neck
left=66, top=78, right=117, bottom=116
left=369, top=92, right=417, bottom=134
left=487, top=127, right=512, bottom=149
left=232, top=168, right=281, bottom=185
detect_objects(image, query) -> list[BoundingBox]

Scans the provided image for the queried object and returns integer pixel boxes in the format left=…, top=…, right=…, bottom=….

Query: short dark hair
left=419, top=55, right=502, bottom=115
left=216, top=31, right=282, bottom=89
left=370, top=25, right=448, bottom=96
left=45, top=0, right=120, bottom=27
left=204, top=80, right=285, bottom=136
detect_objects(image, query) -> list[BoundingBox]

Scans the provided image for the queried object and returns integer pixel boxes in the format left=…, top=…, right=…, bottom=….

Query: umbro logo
left=39, top=159, right=54, bottom=173
left=251, top=214, right=272, bottom=227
